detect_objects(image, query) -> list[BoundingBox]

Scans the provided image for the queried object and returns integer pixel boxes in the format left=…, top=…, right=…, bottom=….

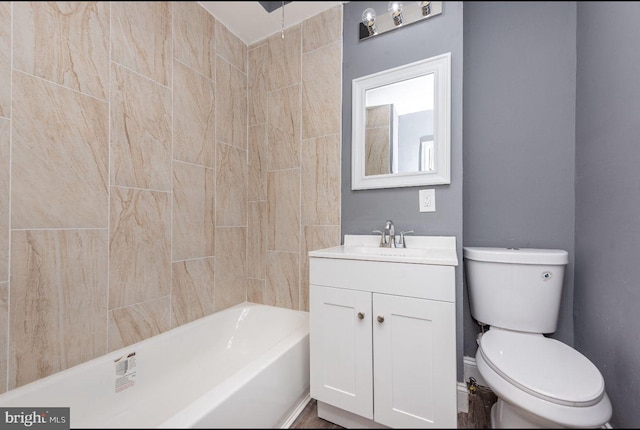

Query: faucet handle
left=398, top=230, right=414, bottom=248
left=372, top=230, right=387, bottom=247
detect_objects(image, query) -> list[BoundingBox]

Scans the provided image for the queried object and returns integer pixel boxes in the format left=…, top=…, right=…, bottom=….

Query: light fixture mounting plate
left=258, top=1, right=292, bottom=13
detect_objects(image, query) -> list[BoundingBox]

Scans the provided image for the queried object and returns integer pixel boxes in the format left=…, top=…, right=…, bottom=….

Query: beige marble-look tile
left=216, top=141, right=247, bottom=227
left=172, top=258, right=215, bottom=327
left=12, top=72, right=109, bottom=229
left=111, top=1, right=171, bottom=86
left=111, top=63, right=172, bottom=191
left=0, top=119, right=8, bottom=281
left=0, top=2, right=10, bottom=117
left=0, top=281, right=7, bottom=394
left=248, top=201, right=266, bottom=279
left=248, top=124, right=267, bottom=202
left=214, top=227, right=247, bottom=311
left=13, top=2, right=109, bottom=100
left=365, top=126, right=391, bottom=176
left=267, top=85, right=300, bottom=170
left=172, top=161, right=214, bottom=261
left=301, top=226, right=341, bottom=311
left=247, top=278, right=265, bottom=305
left=302, top=5, right=342, bottom=53
left=109, top=187, right=171, bottom=309
left=266, top=251, right=299, bottom=310
left=267, top=169, right=300, bottom=252
left=267, top=25, right=301, bottom=92
left=302, top=41, right=342, bottom=139
left=366, top=105, right=391, bottom=129
left=173, top=60, right=216, bottom=167
left=108, top=296, right=170, bottom=351
left=216, top=57, right=247, bottom=150
left=301, top=135, right=341, bottom=226
left=173, top=2, right=216, bottom=79
left=9, top=229, right=108, bottom=389
left=217, top=23, right=246, bottom=74
left=248, top=43, right=267, bottom=126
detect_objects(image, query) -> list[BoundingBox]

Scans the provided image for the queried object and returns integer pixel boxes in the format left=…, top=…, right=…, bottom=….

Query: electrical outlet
left=419, top=189, right=436, bottom=212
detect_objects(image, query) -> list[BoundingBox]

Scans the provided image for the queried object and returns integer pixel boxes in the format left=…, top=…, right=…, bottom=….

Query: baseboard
left=281, top=393, right=311, bottom=428
left=464, top=355, right=488, bottom=387
left=457, top=381, right=469, bottom=414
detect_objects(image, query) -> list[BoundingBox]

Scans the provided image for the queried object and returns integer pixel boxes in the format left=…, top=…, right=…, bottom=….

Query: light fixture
left=361, top=8, right=377, bottom=36
left=359, top=2, right=443, bottom=41
left=388, top=2, right=404, bottom=26
left=420, top=1, right=432, bottom=16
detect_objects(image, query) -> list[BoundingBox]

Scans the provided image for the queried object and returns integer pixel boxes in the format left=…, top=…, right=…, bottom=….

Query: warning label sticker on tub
left=114, top=352, right=137, bottom=393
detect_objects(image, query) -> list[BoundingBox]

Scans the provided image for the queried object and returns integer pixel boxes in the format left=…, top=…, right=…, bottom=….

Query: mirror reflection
left=351, top=52, right=450, bottom=190
left=364, top=74, right=435, bottom=176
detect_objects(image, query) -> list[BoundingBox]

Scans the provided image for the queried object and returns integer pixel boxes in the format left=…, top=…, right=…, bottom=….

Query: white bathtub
left=0, top=302, right=310, bottom=428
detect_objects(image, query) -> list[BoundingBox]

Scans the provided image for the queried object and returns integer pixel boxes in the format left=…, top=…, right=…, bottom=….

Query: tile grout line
left=105, top=0, right=112, bottom=354
left=298, top=19, right=304, bottom=311
left=5, top=0, right=13, bottom=393
left=169, top=2, right=175, bottom=331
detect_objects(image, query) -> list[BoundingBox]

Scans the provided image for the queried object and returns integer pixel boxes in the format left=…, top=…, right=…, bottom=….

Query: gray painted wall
left=575, top=3, right=640, bottom=427
left=341, top=2, right=464, bottom=379
left=462, top=2, right=577, bottom=358
left=341, top=2, right=638, bottom=425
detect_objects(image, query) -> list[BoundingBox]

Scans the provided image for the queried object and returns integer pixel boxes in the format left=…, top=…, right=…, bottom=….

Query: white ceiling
left=198, top=1, right=343, bottom=45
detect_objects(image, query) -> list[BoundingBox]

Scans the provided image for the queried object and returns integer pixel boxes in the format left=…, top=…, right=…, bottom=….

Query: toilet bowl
left=476, top=328, right=612, bottom=428
left=463, top=247, right=613, bottom=428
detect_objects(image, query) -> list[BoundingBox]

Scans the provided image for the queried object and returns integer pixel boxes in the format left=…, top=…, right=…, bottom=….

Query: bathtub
left=0, top=302, right=310, bottom=428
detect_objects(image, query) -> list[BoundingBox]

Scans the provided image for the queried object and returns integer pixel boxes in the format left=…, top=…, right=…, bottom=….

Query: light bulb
left=388, top=2, right=404, bottom=26
left=361, top=8, right=377, bottom=36
left=419, top=1, right=432, bottom=16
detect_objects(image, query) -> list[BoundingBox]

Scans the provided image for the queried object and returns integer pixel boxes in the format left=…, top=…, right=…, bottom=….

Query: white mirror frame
left=351, top=52, right=451, bottom=190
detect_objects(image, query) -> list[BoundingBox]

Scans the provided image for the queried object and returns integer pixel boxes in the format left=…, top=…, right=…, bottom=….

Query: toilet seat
left=479, top=328, right=605, bottom=407
left=476, top=328, right=612, bottom=428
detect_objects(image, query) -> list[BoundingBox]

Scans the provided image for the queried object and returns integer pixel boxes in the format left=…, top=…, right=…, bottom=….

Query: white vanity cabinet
left=309, top=236, right=458, bottom=429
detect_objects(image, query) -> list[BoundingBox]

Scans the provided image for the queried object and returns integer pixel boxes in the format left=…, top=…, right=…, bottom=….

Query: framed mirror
left=351, top=52, right=451, bottom=190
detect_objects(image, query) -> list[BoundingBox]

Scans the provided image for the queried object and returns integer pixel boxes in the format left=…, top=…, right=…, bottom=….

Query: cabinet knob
left=377, top=315, right=385, bottom=323
left=357, top=312, right=365, bottom=320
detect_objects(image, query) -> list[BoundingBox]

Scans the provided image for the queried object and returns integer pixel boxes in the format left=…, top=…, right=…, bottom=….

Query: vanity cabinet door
left=310, top=285, right=374, bottom=419
left=372, top=293, right=457, bottom=429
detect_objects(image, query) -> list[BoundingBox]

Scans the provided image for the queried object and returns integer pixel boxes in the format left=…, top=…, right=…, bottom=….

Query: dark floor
left=291, top=384, right=497, bottom=429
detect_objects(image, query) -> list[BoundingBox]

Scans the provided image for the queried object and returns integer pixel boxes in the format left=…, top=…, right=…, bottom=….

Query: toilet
left=463, top=247, right=612, bottom=428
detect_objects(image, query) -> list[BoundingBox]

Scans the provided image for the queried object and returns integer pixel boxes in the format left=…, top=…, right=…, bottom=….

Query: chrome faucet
left=373, top=220, right=396, bottom=248
left=384, top=220, right=396, bottom=248
left=373, top=220, right=413, bottom=248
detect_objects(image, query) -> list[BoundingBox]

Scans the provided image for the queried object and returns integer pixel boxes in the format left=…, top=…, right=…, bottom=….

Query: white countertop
left=309, top=234, right=458, bottom=266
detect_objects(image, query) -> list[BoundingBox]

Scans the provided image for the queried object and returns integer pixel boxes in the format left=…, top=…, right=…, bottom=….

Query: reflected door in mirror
left=365, top=105, right=392, bottom=176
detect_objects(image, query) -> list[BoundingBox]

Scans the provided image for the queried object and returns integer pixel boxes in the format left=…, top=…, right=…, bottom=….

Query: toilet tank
left=463, top=247, right=569, bottom=334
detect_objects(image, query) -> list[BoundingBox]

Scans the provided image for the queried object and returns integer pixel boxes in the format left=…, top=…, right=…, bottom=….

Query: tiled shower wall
left=245, top=6, right=342, bottom=312
left=0, top=1, right=342, bottom=395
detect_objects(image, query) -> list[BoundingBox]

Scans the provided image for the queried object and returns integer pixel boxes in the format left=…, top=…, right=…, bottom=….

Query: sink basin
left=309, top=234, right=458, bottom=266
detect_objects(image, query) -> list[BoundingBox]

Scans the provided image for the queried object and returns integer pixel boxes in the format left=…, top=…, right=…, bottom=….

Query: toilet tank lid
left=463, top=247, right=568, bottom=265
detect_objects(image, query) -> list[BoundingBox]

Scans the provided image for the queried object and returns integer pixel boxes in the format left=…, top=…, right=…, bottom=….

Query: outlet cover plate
left=419, top=189, right=436, bottom=212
